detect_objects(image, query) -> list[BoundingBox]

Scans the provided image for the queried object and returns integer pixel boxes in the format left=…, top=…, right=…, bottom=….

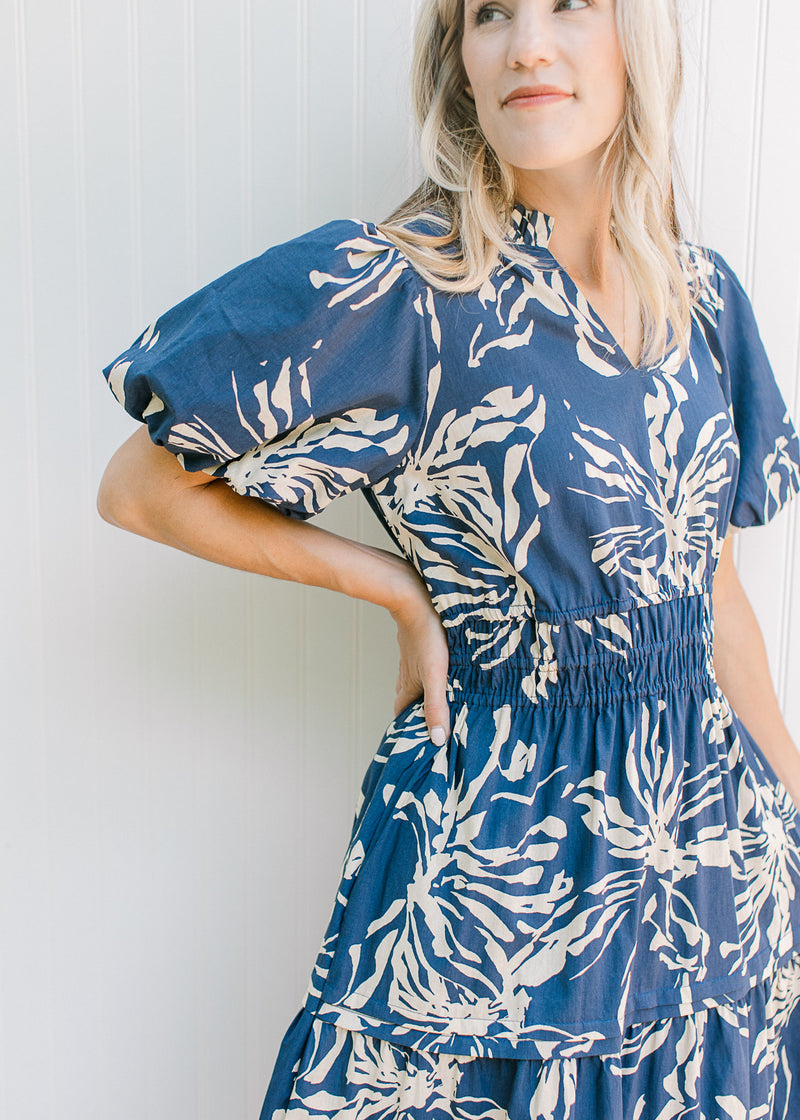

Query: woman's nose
left=506, top=12, right=558, bottom=70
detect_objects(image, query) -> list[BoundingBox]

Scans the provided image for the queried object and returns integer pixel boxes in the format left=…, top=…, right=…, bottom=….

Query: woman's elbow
left=96, top=425, right=216, bottom=537
left=97, top=457, right=145, bottom=532
left=96, top=427, right=162, bottom=533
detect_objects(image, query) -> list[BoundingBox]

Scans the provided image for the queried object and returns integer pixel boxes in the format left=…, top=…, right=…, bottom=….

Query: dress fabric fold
left=102, top=204, right=800, bottom=1119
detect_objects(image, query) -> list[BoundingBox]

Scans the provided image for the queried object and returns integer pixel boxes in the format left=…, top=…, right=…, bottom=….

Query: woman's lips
left=504, top=87, right=572, bottom=108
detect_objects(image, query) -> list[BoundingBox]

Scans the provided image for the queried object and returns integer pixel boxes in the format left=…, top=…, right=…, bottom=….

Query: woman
left=98, top=0, right=800, bottom=1116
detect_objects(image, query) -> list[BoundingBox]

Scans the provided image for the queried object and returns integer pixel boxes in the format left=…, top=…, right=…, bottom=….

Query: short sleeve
left=709, top=250, right=800, bottom=529
left=102, top=219, right=435, bottom=519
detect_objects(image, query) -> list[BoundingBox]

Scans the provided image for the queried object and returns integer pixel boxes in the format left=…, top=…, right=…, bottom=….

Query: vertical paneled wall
left=2, top=2, right=798, bottom=1117
left=678, top=0, right=800, bottom=731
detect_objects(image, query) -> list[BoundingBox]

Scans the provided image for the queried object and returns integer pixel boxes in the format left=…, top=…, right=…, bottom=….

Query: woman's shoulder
left=262, top=215, right=431, bottom=307
left=274, top=214, right=427, bottom=267
left=678, top=238, right=771, bottom=341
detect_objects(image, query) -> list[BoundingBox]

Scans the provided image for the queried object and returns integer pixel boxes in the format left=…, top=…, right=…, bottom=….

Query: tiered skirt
left=260, top=595, right=800, bottom=1118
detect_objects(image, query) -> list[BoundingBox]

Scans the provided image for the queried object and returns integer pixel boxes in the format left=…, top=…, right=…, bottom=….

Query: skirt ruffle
left=260, top=957, right=800, bottom=1120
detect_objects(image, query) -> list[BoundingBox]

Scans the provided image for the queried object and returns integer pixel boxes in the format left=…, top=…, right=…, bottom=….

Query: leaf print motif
left=467, top=262, right=588, bottom=370
left=479, top=254, right=627, bottom=379
left=569, top=287, right=626, bottom=378
left=329, top=704, right=575, bottom=1027
left=220, top=406, right=412, bottom=513
left=569, top=369, right=737, bottom=597
left=752, top=955, right=800, bottom=1085
left=307, top=593, right=798, bottom=1058
left=309, top=229, right=412, bottom=309
left=106, top=359, right=132, bottom=408
left=721, top=732, right=800, bottom=972
left=475, top=262, right=569, bottom=335
left=574, top=609, right=633, bottom=658
left=276, top=1018, right=509, bottom=1120
left=574, top=700, right=728, bottom=983
left=620, top=1013, right=711, bottom=1119
left=468, top=318, right=533, bottom=368
left=762, top=417, right=800, bottom=523
left=381, top=356, right=551, bottom=633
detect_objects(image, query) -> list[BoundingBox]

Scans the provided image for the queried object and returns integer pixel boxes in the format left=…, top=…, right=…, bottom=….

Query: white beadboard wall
left=2, top=2, right=798, bottom=1117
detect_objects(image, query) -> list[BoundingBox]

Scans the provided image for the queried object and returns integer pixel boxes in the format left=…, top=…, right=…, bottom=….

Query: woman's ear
left=465, top=85, right=475, bottom=100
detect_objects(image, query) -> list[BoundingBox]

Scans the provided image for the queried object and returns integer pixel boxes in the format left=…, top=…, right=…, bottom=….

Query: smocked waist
left=442, top=593, right=716, bottom=707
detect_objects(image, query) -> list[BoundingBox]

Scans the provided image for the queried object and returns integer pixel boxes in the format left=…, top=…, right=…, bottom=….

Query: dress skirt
left=259, top=597, right=800, bottom=1120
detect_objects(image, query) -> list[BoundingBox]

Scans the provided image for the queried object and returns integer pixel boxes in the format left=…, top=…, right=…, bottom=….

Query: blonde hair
left=379, top=0, right=704, bottom=368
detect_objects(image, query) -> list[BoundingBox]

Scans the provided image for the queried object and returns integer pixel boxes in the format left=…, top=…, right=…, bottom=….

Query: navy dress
left=103, top=204, right=800, bottom=1118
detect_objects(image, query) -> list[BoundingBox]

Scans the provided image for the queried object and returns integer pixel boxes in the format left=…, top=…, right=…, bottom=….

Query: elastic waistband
left=443, top=594, right=715, bottom=708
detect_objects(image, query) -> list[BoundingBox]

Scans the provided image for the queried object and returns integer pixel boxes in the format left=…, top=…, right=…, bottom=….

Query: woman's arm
left=712, top=534, right=800, bottom=807
left=98, top=426, right=451, bottom=743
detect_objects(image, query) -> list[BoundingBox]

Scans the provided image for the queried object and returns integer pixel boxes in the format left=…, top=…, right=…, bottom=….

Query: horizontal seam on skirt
left=307, top=945, right=800, bottom=1058
left=440, top=587, right=713, bottom=626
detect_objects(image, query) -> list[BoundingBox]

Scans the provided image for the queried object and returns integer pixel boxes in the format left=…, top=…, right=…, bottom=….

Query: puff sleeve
left=102, top=220, right=435, bottom=519
left=709, top=250, right=800, bottom=529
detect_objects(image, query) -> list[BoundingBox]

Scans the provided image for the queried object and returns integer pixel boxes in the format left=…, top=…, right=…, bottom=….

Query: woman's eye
left=473, top=4, right=507, bottom=26
left=472, top=0, right=587, bottom=26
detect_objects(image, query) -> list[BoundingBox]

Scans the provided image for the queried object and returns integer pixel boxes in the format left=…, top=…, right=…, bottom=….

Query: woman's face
left=461, top=0, right=627, bottom=182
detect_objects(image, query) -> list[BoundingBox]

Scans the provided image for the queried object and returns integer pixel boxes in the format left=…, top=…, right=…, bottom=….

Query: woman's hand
left=389, top=575, right=450, bottom=746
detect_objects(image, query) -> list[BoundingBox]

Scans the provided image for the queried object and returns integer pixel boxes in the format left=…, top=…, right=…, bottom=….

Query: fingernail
left=431, top=726, right=447, bottom=746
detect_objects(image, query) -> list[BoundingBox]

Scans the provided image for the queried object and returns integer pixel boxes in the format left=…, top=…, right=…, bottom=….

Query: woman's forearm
left=98, top=427, right=452, bottom=742
left=712, top=539, right=800, bottom=807
left=97, top=426, right=420, bottom=614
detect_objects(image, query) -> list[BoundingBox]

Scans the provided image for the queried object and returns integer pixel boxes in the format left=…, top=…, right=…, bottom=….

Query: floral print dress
left=103, top=204, right=800, bottom=1119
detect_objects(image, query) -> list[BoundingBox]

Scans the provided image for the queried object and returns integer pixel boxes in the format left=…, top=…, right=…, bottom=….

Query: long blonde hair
left=379, top=0, right=704, bottom=368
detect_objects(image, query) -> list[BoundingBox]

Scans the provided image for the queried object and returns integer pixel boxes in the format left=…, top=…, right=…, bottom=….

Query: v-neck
left=506, top=201, right=650, bottom=374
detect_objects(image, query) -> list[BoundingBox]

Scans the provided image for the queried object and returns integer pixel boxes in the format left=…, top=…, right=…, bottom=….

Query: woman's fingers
left=393, top=646, right=450, bottom=742
left=427, top=716, right=449, bottom=746
left=393, top=666, right=450, bottom=743
left=423, top=651, right=450, bottom=746
left=393, top=678, right=419, bottom=717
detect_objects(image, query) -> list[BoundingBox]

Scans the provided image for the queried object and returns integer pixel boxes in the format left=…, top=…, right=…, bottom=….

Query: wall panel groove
left=184, top=0, right=198, bottom=286
left=296, top=0, right=309, bottom=230
left=126, top=0, right=144, bottom=322
left=744, top=0, right=768, bottom=290
left=241, top=0, right=254, bottom=253
left=9, top=0, right=57, bottom=1112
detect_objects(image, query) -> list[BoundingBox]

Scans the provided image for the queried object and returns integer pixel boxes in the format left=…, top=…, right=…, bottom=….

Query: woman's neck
left=515, top=167, right=642, bottom=368
left=515, top=166, right=617, bottom=285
